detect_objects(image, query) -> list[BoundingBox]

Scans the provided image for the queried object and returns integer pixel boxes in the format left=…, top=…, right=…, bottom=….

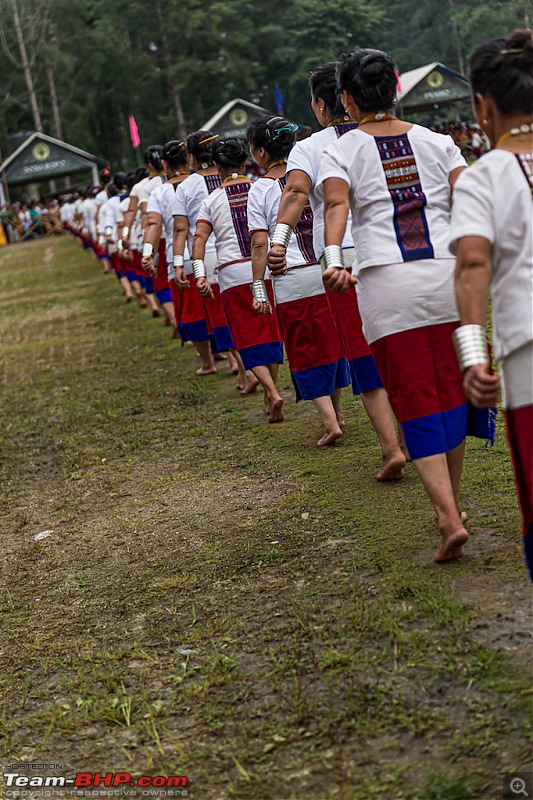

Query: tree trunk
left=10, top=0, right=43, bottom=132
left=153, top=0, right=187, bottom=139
left=47, top=65, right=63, bottom=140
left=447, top=0, right=465, bottom=75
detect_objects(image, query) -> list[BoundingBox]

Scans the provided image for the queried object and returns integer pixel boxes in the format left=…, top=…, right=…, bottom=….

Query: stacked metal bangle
left=105, top=226, right=113, bottom=238
left=121, top=226, right=129, bottom=239
left=173, top=254, right=184, bottom=269
left=271, top=223, right=292, bottom=250
left=452, top=324, right=490, bottom=371
left=192, top=259, right=207, bottom=280
left=322, top=245, right=345, bottom=272
left=251, top=280, right=269, bottom=303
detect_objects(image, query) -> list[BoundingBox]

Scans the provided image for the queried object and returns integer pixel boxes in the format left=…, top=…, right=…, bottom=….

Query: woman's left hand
left=322, top=267, right=357, bottom=293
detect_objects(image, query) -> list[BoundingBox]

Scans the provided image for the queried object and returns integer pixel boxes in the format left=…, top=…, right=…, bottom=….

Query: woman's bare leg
left=119, top=276, right=133, bottom=301
left=360, top=387, right=406, bottom=481
left=312, top=395, right=343, bottom=446
left=331, top=388, right=345, bottom=427
left=413, top=452, right=469, bottom=562
left=251, top=364, right=284, bottom=422
left=195, top=341, right=217, bottom=376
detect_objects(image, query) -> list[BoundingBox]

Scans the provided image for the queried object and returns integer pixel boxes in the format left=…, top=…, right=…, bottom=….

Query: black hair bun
left=162, top=139, right=186, bottom=161
left=212, top=138, right=247, bottom=167
left=503, top=28, right=533, bottom=66
left=359, top=52, right=391, bottom=84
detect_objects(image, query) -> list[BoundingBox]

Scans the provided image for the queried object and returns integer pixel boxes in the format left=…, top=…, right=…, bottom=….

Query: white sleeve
left=286, top=140, right=314, bottom=183
left=246, top=183, right=268, bottom=234
left=197, top=198, right=212, bottom=227
left=173, top=183, right=187, bottom=217
left=315, top=142, right=351, bottom=201
left=449, top=164, right=495, bottom=254
left=446, top=134, right=468, bottom=173
left=147, top=191, right=161, bottom=215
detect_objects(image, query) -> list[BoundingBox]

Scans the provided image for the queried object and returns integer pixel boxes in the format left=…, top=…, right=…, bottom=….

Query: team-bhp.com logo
left=3, top=772, right=188, bottom=795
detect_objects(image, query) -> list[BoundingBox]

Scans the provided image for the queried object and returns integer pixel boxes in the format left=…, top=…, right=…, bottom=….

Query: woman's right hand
left=463, top=365, right=500, bottom=408
left=267, top=244, right=288, bottom=276
left=174, top=267, right=189, bottom=289
left=252, top=298, right=272, bottom=315
left=196, top=277, right=214, bottom=299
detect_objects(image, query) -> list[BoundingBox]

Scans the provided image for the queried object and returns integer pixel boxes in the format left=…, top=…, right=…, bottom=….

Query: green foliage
left=412, top=772, right=474, bottom=800
left=0, top=0, right=530, bottom=165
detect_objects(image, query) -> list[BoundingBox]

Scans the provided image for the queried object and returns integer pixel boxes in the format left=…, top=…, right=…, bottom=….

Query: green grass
left=0, top=237, right=531, bottom=799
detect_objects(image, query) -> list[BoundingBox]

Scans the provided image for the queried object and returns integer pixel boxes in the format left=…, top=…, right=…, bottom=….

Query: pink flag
left=129, top=115, right=141, bottom=149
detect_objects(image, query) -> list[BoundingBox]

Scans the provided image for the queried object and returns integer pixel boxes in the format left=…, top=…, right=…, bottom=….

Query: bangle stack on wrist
left=121, top=226, right=129, bottom=239
left=453, top=324, right=490, bottom=371
left=271, top=223, right=292, bottom=250
left=173, top=254, right=184, bottom=269
left=322, top=245, right=345, bottom=273
left=142, top=242, right=154, bottom=257
left=192, top=259, right=206, bottom=280
left=105, top=226, right=113, bottom=237
left=251, top=280, right=269, bottom=303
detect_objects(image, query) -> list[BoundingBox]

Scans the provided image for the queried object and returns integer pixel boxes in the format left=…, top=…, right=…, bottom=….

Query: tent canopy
left=0, top=132, right=106, bottom=187
left=202, top=98, right=309, bottom=140
left=397, top=62, right=470, bottom=113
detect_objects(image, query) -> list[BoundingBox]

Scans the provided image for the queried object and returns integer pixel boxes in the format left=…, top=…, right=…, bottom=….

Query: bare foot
left=124, top=295, right=133, bottom=303
left=240, top=373, right=259, bottom=395
left=152, top=308, right=162, bottom=318
left=137, top=297, right=147, bottom=309
left=336, top=411, right=346, bottom=428
left=317, top=427, right=343, bottom=446
left=434, top=521, right=469, bottom=563
left=376, top=452, right=406, bottom=482
left=268, top=396, right=284, bottom=423
left=196, top=365, right=217, bottom=376
left=164, top=316, right=171, bottom=327
left=214, top=353, right=228, bottom=361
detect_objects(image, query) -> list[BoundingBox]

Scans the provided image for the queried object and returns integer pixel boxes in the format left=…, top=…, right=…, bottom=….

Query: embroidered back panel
left=277, top=176, right=316, bottom=263
left=334, top=122, right=359, bottom=138
left=204, top=173, right=222, bottom=194
left=374, top=135, right=434, bottom=262
left=515, top=151, right=533, bottom=198
left=225, top=183, right=252, bottom=258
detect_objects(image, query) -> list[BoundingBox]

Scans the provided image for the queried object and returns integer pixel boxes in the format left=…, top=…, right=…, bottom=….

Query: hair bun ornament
left=502, top=28, right=533, bottom=63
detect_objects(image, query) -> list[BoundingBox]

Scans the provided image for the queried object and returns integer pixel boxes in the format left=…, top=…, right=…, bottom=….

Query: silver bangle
left=271, top=223, right=292, bottom=250
left=173, top=254, right=184, bottom=269
left=118, top=239, right=123, bottom=251
left=105, top=226, right=113, bottom=237
left=251, top=280, right=269, bottom=303
left=192, top=259, right=207, bottom=280
left=121, top=226, right=129, bottom=238
left=452, top=324, right=490, bottom=371
left=142, top=242, right=154, bottom=257
left=98, top=234, right=106, bottom=247
left=323, top=245, right=345, bottom=271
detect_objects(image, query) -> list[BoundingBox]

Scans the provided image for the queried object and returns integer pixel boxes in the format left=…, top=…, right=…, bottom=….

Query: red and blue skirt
left=273, top=263, right=349, bottom=400
left=218, top=259, right=283, bottom=369
left=356, top=258, right=496, bottom=461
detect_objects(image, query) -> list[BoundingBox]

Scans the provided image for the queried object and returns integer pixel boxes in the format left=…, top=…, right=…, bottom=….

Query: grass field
left=0, top=237, right=531, bottom=800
